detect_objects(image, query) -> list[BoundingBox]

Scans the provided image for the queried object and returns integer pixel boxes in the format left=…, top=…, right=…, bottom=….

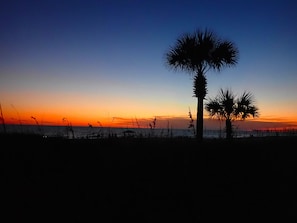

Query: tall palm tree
left=165, top=28, right=239, bottom=140
left=205, top=88, right=259, bottom=139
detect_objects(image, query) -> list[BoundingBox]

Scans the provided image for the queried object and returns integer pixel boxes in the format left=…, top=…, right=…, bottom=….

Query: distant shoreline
left=1, top=131, right=297, bottom=149
left=1, top=124, right=297, bottom=139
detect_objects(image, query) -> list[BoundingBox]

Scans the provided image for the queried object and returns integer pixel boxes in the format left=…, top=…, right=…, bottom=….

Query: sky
left=1, top=0, right=297, bottom=131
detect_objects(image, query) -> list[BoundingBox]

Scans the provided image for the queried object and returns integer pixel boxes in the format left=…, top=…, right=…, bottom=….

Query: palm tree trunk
left=226, top=119, right=232, bottom=140
left=196, top=96, right=203, bottom=140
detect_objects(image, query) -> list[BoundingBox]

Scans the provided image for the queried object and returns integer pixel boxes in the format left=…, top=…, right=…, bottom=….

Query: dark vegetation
left=165, top=28, right=239, bottom=140
left=2, top=133, right=297, bottom=222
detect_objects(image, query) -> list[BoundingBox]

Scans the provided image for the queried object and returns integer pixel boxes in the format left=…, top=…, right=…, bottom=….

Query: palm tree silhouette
left=205, top=88, right=259, bottom=140
left=165, top=28, right=239, bottom=140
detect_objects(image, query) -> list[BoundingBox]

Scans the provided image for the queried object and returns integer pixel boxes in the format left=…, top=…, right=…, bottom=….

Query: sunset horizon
left=2, top=1, right=297, bottom=221
left=2, top=105, right=297, bottom=132
left=1, top=0, right=296, bottom=137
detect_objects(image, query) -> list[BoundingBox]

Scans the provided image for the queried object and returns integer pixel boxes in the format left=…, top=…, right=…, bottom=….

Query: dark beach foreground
left=2, top=134, right=297, bottom=222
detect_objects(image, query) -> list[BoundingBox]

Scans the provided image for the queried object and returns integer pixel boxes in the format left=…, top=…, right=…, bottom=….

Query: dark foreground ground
left=2, top=134, right=297, bottom=222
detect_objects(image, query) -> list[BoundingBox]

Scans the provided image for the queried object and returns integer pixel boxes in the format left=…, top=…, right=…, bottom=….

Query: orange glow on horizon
left=1, top=102, right=297, bottom=130
left=2, top=111, right=297, bottom=131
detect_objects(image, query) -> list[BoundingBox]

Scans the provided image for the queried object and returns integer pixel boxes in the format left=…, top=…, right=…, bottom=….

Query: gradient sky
left=1, top=0, right=297, bottom=130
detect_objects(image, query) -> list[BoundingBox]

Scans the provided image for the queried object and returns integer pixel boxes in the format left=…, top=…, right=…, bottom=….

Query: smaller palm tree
left=205, top=88, right=259, bottom=139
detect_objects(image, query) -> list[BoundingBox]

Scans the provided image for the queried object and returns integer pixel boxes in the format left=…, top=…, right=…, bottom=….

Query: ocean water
left=2, top=124, right=296, bottom=139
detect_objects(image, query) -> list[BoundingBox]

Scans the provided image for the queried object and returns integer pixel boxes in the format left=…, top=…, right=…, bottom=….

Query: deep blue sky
left=1, top=0, right=297, bottom=129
